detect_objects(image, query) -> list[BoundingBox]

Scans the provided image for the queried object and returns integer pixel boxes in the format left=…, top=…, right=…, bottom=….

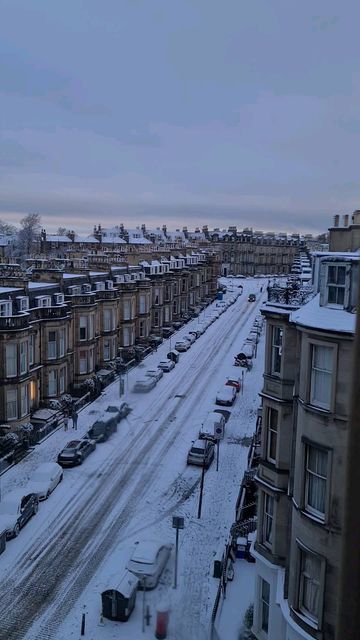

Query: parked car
left=199, top=412, right=226, bottom=441
left=158, top=359, right=175, bottom=372
left=187, top=439, right=215, bottom=468
left=133, top=377, right=157, bottom=392
left=25, top=462, right=63, bottom=500
left=145, top=368, right=164, bottom=382
left=127, top=541, right=173, bottom=589
left=183, top=333, right=196, bottom=344
left=162, top=327, right=174, bottom=339
left=88, top=417, right=116, bottom=443
left=148, top=335, right=163, bottom=348
left=215, top=385, right=237, bottom=406
left=174, top=341, right=190, bottom=352
left=57, top=438, right=96, bottom=467
left=106, top=402, right=131, bottom=421
left=225, top=373, right=241, bottom=393
left=0, top=490, right=39, bottom=539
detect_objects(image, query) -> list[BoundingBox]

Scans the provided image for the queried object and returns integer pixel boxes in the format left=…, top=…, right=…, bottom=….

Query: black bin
left=101, top=571, right=139, bottom=622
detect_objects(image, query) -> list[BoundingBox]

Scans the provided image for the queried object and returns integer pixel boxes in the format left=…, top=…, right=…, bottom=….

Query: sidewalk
left=213, top=556, right=255, bottom=640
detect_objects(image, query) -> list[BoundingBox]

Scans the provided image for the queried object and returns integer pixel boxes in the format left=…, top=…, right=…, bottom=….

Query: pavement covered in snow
left=0, top=277, right=267, bottom=640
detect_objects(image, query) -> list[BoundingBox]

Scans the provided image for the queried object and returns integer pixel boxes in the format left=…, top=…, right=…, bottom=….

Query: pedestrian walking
left=71, top=408, right=78, bottom=430
left=63, top=413, right=69, bottom=431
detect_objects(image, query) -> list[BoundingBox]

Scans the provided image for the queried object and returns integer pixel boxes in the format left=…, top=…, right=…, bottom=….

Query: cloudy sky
left=1, top=0, right=359, bottom=234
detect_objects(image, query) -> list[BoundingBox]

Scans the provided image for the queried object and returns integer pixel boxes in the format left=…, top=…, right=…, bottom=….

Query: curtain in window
left=307, top=448, right=327, bottom=514
left=311, top=346, right=333, bottom=407
left=301, top=552, right=321, bottom=618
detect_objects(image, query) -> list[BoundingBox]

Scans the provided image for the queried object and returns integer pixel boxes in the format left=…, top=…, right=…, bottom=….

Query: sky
left=1, top=0, right=360, bottom=235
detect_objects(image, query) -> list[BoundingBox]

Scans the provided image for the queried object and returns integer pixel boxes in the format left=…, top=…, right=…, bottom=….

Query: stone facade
left=252, top=253, right=358, bottom=640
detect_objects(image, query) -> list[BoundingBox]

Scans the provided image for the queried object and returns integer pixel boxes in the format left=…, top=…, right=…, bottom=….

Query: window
left=271, top=326, right=282, bottom=374
left=263, top=494, right=274, bottom=547
left=267, top=407, right=278, bottom=463
left=6, top=343, right=17, bottom=377
left=123, top=326, right=131, bottom=346
left=89, top=347, right=94, bottom=372
left=48, top=370, right=57, bottom=396
left=103, top=309, right=114, bottom=331
left=298, top=548, right=322, bottom=624
left=6, top=389, right=17, bottom=419
left=48, top=331, right=57, bottom=359
left=103, top=339, right=110, bottom=361
left=310, top=345, right=333, bottom=410
left=260, top=578, right=270, bottom=633
left=305, top=445, right=328, bottom=518
left=79, top=316, right=87, bottom=341
left=29, top=334, right=34, bottom=366
left=154, top=288, right=160, bottom=305
left=123, top=299, right=131, bottom=320
left=20, top=342, right=27, bottom=374
left=327, top=265, right=346, bottom=306
left=0, top=300, right=12, bottom=316
left=79, top=350, right=87, bottom=373
left=153, top=310, right=159, bottom=327
left=20, top=385, right=29, bottom=416
left=88, top=314, right=94, bottom=339
left=59, top=367, right=66, bottom=394
left=59, top=329, right=65, bottom=357
left=139, top=295, right=146, bottom=314
left=139, top=320, right=145, bottom=338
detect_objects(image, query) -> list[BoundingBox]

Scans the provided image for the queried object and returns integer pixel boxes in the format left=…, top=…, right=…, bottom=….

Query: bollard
left=155, top=600, right=170, bottom=639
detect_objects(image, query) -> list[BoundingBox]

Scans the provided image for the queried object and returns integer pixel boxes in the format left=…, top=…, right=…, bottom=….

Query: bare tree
left=56, top=226, right=70, bottom=236
left=16, top=213, right=41, bottom=257
left=0, top=220, right=17, bottom=235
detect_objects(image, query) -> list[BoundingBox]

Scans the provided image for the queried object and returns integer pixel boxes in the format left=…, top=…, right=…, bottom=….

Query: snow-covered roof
left=28, top=282, right=58, bottom=290
left=101, top=236, right=126, bottom=244
left=0, top=286, right=22, bottom=293
left=73, top=235, right=99, bottom=243
left=63, top=273, right=84, bottom=279
left=102, top=570, right=139, bottom=596
left=291, top=294, right=356, bottom=334
left=46, top=235, right=72, bottom=243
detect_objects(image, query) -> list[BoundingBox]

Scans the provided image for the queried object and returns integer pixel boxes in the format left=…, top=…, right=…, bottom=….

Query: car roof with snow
left=33, top=462, right=60, bottom=473
left=131, top=540, right=165, bottom=564
left=0, top=489, right=33, bottom=505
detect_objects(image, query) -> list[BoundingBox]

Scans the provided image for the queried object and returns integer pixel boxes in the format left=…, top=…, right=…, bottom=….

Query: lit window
left=260, top=578, right=270, bottom=633
left=271, top=326, right=282, bottom=374
left=305, top=445, right=327, bottom=519
left=310, top=345, right=333, bottom=410
left=6, top=343, right=17, bottom=377
left=326, top=265, right=346, bottom=306
left=263, top=494, right=274, bottom=547
left=6, top=389, right=17, bottom=420
left=298, top=549, right=322, bottom=624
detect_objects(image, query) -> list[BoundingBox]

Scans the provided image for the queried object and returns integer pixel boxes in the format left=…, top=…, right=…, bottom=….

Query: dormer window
left=326, top=264, right=346, bottom=306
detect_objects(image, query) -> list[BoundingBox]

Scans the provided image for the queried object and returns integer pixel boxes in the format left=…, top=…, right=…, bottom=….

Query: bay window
left=6, top=343, right=17, bottom=377
left=59, top=329, right=65, bottom=357
left=48, top=370, right=57, bottom=396
left=271, top=326, right=282, bottom=375
left=139, top=295, right=146, bottom=314
left=59, top=367, right=66, bottom=394
left=6, top=389, right=17, bottom=420
left=123, top=299, right=131, bottom=320
left=305, top=444, right=328, bottom=519
left=266, top=407, right=278, bottom=463
left=48, top=331, right=57, bottom=359
left=29, top=334, right=34, bottom=366
left=79, top=350, right=87, bottom=373
left=20, top=385, right=29, bottom=416
left=298, top=547, right=324, bottom=625
left=79, top=316, right=87, bottom=340
left=123, top=326, right=131, bottom=346
left=20, top=341, right=27, bottom=374
left=263, top=494, right=274, bottom=547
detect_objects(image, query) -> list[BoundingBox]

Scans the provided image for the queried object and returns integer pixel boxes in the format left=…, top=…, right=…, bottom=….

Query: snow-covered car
left=133, top=377, right=157, bottom=392
left=57, top=438, right=96, bottom=467
left=145, top=368, right=164, bottom=382
left=215, top=385, right=237, bottom=406
left=127, top=541, right=173, bottom=589
left=174, top=341, right=190, bottom=352
left=183, top=333, right=196, bottom=344
left=105, top=402, right=131, bottom=422
left=225, top=373, right=241, bottom=393
left=0, top=490, right=39, bottom=539
left=158, top=360, right=175, bottom=372
left=25, top=462, right=63, bottom=500
left=187, top=439, right=215, bottom=468
left=199, top=412, right=226, bottom=441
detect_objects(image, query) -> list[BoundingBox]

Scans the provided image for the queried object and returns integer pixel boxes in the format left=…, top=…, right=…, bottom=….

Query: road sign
left=172, top=516, right=184, bottom=529
left=214, top=424, right=224, bottom=440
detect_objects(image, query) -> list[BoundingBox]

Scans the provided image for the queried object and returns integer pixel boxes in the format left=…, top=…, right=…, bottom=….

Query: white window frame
left=304, top=444, right=328, bottom=520
left=29, top=334, right=35, bottom=366
left=263, top=493, right=274, bottom=548
left=6, top=343, right=17, bottom=377
left=48, top=369, right=57, bottom=397
left=79, top=316, right=87, bottom=341
left=20, top=384, right=29, bottom=416
left=48, top=330, right=57, bottom=360
left=59, top=329, right=65, bottom=357
left=6, top=389, right=17, bottom=420
left=19, top=341, right=27, bottom=375
left=139, top=295, right=146, bottom=314
left=297, top=545, right=325, bottom=627
left=310, top=344, right=334, bottom=411
left=79, top=350, right=87, bottom=374
left=59, top=367, right=66, bottom=394
left=266, top=407, right=278, bottom=463
left=270, top=325, right=282, bottom=375
left=0, top=300, right=12, bottom=316
left=326, top=264, right=347, bottom=307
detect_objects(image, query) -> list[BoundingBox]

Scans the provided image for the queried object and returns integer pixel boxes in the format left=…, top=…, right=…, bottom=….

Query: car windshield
left=191, top=447, right=204, bottom=455
left=91, top=424, right=105, bottom=435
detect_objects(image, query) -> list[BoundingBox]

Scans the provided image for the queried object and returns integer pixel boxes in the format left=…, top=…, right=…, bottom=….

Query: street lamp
left=172, top=516, right=184, bottom=589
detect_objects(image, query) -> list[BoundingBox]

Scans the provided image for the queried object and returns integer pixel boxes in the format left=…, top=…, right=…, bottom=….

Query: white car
left=183, top=333, right=196, bottom=344
left=215, top=385, right=237, bottom=406
left=158, top=359, right=175, bottom=372
left=0, top=490, right=39, bottom=539
left=174, top=341, right=190, bottom=352
left=145, top=368, right=164, bottom=382
left=127, top=541, right=173, bottom=589
left=133, top=377, right=157, bottom=392
left=25, top=462, right=63, bottom=500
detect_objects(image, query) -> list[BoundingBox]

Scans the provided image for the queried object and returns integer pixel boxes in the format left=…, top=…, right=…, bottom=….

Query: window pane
left=306, top=446, right=327, bottom=516
left=261, top=579, right=270, bottom=632
left=311, top=346, right=333, bottom=409
left=6, top=389, right=17, bottom=419
left=6, top=344, right=17, bottom=376
left=300, top=551, right=321, bottom=621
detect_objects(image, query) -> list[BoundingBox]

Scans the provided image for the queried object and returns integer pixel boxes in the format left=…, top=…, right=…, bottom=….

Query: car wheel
left=33, top=502, right=39, bottom=515
left=77, top=456, right=82, bottom=465
left=13, top=522, right=20, bottom=537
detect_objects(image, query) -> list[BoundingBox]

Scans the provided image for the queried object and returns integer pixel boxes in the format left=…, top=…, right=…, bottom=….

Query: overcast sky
left=1, top=0, right=359, bottom=234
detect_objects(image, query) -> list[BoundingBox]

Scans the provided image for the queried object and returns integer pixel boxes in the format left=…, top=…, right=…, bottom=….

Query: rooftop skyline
left=1, top=1, right=359, bottom=235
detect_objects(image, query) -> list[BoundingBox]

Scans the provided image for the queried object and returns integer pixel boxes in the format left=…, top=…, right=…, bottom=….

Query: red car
left=225, top=375, right=241, bottom=393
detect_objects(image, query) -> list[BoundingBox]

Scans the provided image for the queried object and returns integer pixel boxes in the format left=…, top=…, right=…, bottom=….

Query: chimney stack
left=343, top=214, right=349, bottom=227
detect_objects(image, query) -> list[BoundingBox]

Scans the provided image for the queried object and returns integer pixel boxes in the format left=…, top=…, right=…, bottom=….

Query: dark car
left=107, top=402, right=131, bottom=420
left=162, top=327, right=174, bottom=339
left=57, top=438, right=96, bottom=467
left=0, top=490, right=39, bottom=539
left=88, top=418, right=116, bottom=443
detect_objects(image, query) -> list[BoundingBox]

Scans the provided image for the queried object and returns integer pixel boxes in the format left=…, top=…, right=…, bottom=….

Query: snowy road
left=0, top=278, right=266, bottom=640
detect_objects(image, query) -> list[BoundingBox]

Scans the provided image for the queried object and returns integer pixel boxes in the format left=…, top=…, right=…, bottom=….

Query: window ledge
left=298, top=397, right=332, bottom=416
left=290, top=607, right=319, bottom=631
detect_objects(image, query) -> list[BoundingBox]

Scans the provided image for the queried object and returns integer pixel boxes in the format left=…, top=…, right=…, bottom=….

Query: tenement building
left=0, top=251, right=219, bottom=431
left=252, top=252, right=358, bottom=640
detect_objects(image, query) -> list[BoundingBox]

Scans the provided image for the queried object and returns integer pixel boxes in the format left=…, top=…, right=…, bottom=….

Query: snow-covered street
left=0, top=278, right=266, bottom=640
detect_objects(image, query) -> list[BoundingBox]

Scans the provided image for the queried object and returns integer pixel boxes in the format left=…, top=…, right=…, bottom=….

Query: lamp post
left=172, top=516, right=184, bottom=589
